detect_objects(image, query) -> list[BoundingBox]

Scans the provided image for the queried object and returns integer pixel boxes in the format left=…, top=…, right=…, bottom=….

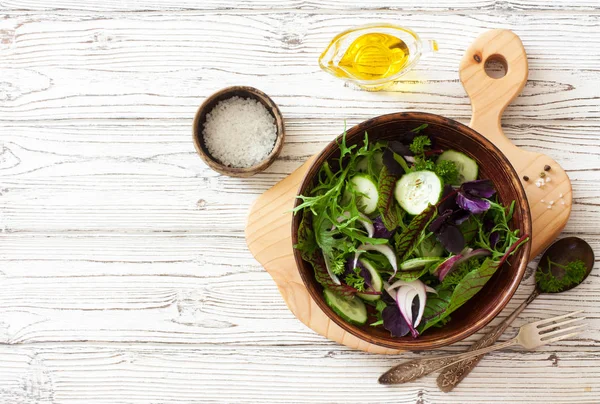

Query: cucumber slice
left=324, top=289, right=368, bottom=325
left=437, top=150, right=478, bottom=185
left=415, top=235, right=445, bottom=257
left=400, top=257, right=442, bottom=270
left=350, top=174, right=379, bottom=214
left=357, top=259, right=383, bottom=301
left=394, top=170, right=443, bottom=215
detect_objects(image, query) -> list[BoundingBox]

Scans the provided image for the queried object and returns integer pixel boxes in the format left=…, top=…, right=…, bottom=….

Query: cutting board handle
left=460, top=29, right=528, bottom=157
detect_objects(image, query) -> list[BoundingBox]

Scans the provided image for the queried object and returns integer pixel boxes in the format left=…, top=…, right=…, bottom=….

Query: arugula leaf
left=376, top=165, right=400, bottom=231
left=411, top=124, right=428, bottom=134
left=314, top=210, right=336, bottom=255
left=394, top=204, right=436, bottom=261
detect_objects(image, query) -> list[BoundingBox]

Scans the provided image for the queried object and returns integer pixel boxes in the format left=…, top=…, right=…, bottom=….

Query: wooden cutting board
left=245, top=29, right=572, bottom=354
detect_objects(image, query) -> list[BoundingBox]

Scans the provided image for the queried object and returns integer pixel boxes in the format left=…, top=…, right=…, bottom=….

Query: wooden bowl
left=192, top=86, right=285, bottom=177
left=291, top=112, right=532, bottom=351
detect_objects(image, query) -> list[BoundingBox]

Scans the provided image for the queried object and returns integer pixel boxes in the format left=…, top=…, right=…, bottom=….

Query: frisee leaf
left=376, top=165, right=400, bottom=231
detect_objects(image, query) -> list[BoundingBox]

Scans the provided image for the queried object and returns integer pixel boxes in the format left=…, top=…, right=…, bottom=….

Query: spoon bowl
left=537, top=236, right=595, bottom=293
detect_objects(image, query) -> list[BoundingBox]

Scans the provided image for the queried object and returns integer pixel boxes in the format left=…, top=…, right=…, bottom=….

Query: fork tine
left=541, top=324, right=586, bottom=340
left=538, top=316, right=586, bottom=332
left=542, top=330, right=585, bottom=344
left=533, top=310, right=584, bottom=327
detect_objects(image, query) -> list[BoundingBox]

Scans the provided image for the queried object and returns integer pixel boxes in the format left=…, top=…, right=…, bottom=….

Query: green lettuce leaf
left=295, top=213, right=318, bottom=262
left=446, top=258, right=499, bottom=314
left=394, top=266, right=431, bottom=282
left=419, top=289, right=452, bottom=332
left=419, top=258, right=500, bottom=332
left=376, top=165, right=401, bottom=231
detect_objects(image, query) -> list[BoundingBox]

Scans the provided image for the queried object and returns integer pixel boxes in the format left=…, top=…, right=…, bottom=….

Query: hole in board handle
left=484, top=54, right=508, bottom=79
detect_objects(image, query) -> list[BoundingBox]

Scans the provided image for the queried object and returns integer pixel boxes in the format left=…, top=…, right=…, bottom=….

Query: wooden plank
left=2, top=0, right=600, bottom=12
left=0, top=344, right=598, bottom=403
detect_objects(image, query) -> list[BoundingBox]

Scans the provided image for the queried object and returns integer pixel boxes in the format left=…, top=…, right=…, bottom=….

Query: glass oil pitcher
left=319, top=23, right=438, bottom=91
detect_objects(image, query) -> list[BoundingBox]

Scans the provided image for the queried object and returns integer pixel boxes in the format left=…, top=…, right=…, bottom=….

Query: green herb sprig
left=536, top=258, right=588, bottom=293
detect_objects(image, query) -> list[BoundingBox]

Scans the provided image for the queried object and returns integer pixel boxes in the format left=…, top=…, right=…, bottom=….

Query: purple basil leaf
left=373, top=216, right=396, bottom=239
left=437, top=224, right=465, bottom=254
left=357, top=261, right=373, bottom=289
left=490, top=231, right=500, bottom=248
left=483, top=218, right=495, bottom=232
left=437, top=185, right=458, bottom=213
left=451, top=209, right=471, bottom=225
left=388, top=140, right=413, bottom=156
left=456, top=192, right=491, bottom=214
left=343, top=258, right=354, bottom=278
left=382, top=148, right=405, bottom=175
left=382, top=305, right=411, bottom=337
left=461, top=179, right=496, bottom=198
left=429, top=210, right=452, bottom=233
left=382, top=289, right=396, bottom=305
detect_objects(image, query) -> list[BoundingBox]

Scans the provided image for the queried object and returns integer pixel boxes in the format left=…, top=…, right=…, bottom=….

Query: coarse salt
left=203, top=96, right=277, bottom=168
left=545, top=176, right=552, bottom=183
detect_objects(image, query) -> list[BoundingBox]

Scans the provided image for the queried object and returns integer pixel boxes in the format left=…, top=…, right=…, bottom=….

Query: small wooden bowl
left=292, top=112, right=532, bottom=351
left=192, top=86, right=285, bottom=177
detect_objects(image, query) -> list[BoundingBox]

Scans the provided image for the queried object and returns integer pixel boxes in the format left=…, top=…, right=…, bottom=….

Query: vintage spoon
left=437, top=237, right=595, bottom=392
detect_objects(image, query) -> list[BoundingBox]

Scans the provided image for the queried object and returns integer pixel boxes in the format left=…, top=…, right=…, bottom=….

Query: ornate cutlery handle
left=379, top=339, right=517, bottom=385
left=437, top=288, right=540, bottom=392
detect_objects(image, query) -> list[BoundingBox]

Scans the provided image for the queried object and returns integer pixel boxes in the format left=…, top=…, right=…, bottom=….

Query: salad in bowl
left=293, top=123, right=530, bottom=340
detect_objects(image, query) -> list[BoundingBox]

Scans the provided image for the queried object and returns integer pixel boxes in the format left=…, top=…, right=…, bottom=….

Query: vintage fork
left=379, top=311, right=585, bottom=385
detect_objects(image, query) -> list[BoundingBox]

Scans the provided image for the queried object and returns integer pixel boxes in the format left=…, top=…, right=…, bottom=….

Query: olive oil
left=319, top=24, right=438, bottom=90
left=336, top=33, right=410, bottom=81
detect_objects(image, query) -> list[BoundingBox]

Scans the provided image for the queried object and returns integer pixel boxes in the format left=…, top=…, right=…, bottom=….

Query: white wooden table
left=0, top=1, right=599, bottom=403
